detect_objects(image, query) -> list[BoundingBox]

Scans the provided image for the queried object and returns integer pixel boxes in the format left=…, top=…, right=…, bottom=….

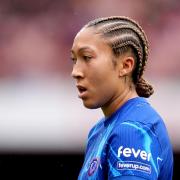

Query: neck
left=101, top=87, right=138, bottom=117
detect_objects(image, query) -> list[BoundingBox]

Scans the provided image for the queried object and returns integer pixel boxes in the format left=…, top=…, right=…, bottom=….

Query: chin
left=82, top=100, right=100, bottom=109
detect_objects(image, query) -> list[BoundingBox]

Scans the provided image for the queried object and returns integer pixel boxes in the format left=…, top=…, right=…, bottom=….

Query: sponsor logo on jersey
left=88, top=157, right=100, bottom=176
left=117, top=161, right=151, bottom=174
left=117, top=146, right=151, bottom=161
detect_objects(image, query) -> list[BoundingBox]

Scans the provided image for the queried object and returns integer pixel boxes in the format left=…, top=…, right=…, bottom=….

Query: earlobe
left=119, top=69, right=127, bottom=77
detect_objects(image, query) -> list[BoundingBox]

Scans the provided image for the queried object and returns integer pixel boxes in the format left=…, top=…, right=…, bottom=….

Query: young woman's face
left=71, top=27, right=124, bottom=109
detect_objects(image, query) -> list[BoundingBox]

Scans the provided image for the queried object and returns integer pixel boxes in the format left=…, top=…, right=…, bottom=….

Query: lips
left=76, top=85, right=88, bottom=98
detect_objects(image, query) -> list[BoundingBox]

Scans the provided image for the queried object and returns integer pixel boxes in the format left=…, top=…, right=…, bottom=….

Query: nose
left=71, top=63, right=84, bottom=80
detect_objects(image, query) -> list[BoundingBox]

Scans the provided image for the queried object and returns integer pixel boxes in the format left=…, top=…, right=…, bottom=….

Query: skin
left=71, top=27, right=138, bottom=117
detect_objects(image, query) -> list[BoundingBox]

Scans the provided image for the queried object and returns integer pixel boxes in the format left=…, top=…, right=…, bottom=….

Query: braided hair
left=84, top=16, right=154, bottom=98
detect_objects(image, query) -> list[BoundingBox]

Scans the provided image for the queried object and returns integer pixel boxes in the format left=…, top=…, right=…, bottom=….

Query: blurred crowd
left=0, top=0, right=180, bottom=79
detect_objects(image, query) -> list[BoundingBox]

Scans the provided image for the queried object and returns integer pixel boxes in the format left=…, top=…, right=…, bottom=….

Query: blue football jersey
left=78, top=97, right=173, bottom=180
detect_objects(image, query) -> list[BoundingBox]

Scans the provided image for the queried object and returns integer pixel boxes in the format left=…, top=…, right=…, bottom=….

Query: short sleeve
left=107, top=121, right=162, bottom=180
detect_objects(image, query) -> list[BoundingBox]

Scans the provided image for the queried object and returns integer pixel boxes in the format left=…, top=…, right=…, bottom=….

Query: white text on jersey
left=117, top=146, right=151, bottom=161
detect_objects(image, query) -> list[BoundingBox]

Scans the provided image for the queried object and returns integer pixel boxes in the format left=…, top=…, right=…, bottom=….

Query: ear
left=118, top=56, right=135, bottom=77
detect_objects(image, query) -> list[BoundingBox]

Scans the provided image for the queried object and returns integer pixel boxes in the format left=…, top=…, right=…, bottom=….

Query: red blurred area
left=0, top=0, right=179, bottom=79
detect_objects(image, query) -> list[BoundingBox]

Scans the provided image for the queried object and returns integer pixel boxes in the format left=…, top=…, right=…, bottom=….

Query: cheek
left=88, top=59, right=115, bottom=84
left=83, top=57, right=118, bottom=108
left=89, top=64, right=117, bottom=93
left=87, top=71, right=118, bottom=107
left=83, top=84, right=117, bottom=109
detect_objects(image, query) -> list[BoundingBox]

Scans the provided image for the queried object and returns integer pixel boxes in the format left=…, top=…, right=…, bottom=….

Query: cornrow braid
left=85, top=16, right=154, bottom=98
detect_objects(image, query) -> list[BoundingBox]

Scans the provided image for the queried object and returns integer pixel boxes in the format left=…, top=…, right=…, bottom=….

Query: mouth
left=76, top=85, right=88, bottom=98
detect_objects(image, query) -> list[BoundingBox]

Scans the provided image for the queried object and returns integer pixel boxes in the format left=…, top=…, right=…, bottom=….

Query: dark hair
left=84, top=16, right=154, bottom=98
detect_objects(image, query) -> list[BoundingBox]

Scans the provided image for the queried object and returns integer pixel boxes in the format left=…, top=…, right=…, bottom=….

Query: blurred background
left=0, top=0, right=179, bottom=179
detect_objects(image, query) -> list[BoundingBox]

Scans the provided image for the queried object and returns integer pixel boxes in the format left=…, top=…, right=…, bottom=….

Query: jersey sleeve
left=107, top=120, right=162, bottom=180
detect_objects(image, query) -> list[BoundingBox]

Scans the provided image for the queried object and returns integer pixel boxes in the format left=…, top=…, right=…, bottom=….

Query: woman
left=70, top=16, right=173, bottom=180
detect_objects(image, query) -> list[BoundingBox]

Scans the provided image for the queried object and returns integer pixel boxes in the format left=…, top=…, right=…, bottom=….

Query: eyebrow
left=71, top=46, right=93, bottom=54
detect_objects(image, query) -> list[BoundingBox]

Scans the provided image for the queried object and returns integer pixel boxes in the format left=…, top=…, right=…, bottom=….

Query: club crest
left=88, top=157, right=100, bottom=176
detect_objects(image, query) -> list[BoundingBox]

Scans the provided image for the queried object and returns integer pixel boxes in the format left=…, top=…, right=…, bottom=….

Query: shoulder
left=105, top=100, right=173, bottom=179
left=114, top=97, right=165, bottom=128
left=108, top=120, right=161, bottom=156
left=123, top=100, right=173, bottom=158
left=127, top=98, right=163, bottom=125
left=106, top=120, right=158, bottom=179
left=118, top=98, right=171, bottom=152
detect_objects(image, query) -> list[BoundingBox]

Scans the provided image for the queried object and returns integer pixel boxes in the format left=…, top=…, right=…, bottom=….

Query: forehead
left=71, top=27, right=110, bottom=53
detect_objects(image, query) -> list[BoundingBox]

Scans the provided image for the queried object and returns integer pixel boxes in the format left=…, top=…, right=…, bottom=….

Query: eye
left=70, top=57, right=77, bottom=64
left=83, top=55, right=92, bottom=61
